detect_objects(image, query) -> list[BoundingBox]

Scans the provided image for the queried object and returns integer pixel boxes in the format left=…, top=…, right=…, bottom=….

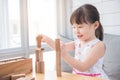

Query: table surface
left=29, top=54, right=103, bottom=80
left=27, top=71, right=103, bottom=80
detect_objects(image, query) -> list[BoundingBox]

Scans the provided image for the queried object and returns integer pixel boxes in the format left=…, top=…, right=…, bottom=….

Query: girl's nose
left=74, top=28, right=79, bottom=34
left=76, top=28, right=79, bottom=33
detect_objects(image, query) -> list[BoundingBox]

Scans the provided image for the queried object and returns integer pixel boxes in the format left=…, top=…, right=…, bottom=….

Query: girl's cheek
left=73, top=29, right=78, bottom=34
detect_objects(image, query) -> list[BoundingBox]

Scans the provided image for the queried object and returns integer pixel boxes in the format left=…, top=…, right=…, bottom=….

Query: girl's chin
left=77, top=37, right=85, bottom=41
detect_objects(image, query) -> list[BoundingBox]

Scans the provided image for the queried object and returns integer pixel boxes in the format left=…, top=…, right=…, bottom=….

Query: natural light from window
left=0, top=0, right=21, bottom=49
left=28, top=0, right=57, bottom=46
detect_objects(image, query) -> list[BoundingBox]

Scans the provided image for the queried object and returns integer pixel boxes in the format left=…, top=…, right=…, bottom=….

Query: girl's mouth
left=77, top=35, right=83, bottom=38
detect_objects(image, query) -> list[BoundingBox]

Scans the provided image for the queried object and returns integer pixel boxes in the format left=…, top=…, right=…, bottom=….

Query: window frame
left=0, top=0, right=29, bottom=59
left=0, top=0, right=56, bottom=60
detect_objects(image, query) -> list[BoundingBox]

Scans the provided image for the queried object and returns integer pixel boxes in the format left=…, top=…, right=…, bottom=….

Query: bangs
left=70, top=7, right=88, bottom=25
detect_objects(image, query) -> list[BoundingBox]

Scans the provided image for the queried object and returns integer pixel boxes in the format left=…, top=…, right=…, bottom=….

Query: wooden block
left=35, top=61, right=41, bottom=73
left=35, top=61, right=44, bottom=73
left=40, top=61, right=44, bottom=73
left=55, top=39, right=62, bottom=77
left=16, top=76, right=35, bottom=80
left=11, top=73, right=25, bottom=80
left=39, top=48, right=44, bottom=61
left=36, top=35, right=42, bottom=48
left=35, top=48, right=40, bottom=61
left=35, top=48, right=44, bottom=62
left=0, top=74, right=11, bottom=80
left=0, top=57, right=32, bottom=77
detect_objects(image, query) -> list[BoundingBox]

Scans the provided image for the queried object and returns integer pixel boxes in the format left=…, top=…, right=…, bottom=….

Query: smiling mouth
left=77, top=35, right=83, bottom=38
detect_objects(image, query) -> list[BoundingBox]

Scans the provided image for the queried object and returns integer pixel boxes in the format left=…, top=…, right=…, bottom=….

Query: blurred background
left=0, top=0, right=120, bottom=59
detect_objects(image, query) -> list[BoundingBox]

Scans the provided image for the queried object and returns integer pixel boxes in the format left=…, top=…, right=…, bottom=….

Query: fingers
left=36, top=34, right=43, bottom=48
left=36, top=35, right=42, bottom=42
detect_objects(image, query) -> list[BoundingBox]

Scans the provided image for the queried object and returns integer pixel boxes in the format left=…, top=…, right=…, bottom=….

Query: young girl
left=37, top=4, right=109, bottom=80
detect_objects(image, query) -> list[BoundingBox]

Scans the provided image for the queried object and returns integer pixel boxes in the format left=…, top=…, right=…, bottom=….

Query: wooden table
left=27, top=71, right=103, bottom=80
left=29, top=53, right=103, bottom=80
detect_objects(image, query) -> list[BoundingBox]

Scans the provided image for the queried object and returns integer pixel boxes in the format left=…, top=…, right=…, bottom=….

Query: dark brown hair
left=70, top=4, right=103, bottom=41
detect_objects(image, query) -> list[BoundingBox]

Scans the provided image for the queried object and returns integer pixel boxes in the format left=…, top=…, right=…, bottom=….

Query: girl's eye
left=72, top=26, right=82, bottom=29
left=78, top=26, right=82, bottom=28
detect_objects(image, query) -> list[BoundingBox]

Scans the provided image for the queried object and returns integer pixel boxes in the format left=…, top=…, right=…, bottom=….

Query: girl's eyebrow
left=78, top=25, right=82, bottom=27
left=77, top=24, right=83, bottom=27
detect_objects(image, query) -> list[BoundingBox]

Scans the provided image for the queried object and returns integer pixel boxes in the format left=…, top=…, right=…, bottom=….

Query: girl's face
left=72, top=22, right=97, bottom=42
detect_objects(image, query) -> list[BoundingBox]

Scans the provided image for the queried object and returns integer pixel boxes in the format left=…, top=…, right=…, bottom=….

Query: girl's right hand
left=36, top=34, right=46, bottom=43
left=36, top=34, right=56, bottom=50
left=36, top=34, right=46, bottom=48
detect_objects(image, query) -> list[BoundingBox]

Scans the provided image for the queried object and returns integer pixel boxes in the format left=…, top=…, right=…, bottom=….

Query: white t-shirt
left=73, top=38, right=109, bottom=80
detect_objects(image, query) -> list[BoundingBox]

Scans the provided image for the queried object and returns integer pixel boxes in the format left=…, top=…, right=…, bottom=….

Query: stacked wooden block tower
left=35, top=48, right=44, bottom=73
left=35, top=35, right=44, bottom=73
left=0, top=36, right=62, bottom=80
left=36, top=35, right=62, bottom=77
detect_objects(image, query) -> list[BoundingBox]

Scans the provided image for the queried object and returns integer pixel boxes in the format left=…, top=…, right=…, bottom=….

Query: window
left=28, top=0, right=57, bottom=46
left=57, top=0, right=74, bottom=40
left=0, top=0, right=21, bottom=49
left=0, top=0, right=57, bottom=59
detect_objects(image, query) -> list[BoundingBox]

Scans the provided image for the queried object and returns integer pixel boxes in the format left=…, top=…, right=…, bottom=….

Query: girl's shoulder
left=74, top=38, right=106, bottom=49
left=95, top=40, right=105, bottom=48
left=90, top=38, right=105, bottom=49
left=92, top=39, right=106, bottom=54
left=86, top=38, right=106, bottom=50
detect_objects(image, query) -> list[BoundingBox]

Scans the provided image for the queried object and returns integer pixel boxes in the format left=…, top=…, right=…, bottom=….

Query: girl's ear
left=93, top=21, right=99, bottom=30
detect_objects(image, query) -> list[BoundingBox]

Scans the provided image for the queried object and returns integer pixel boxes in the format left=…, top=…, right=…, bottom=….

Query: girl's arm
left=36, top=34, right=55, bottom=49
left=61, top=41, right=106, bottom=72
left=61, top=41, right=75, bottom=52
left=36, top=34, right=75, bottom=52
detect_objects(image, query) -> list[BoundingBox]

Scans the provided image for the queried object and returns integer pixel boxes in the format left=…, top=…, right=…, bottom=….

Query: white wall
left=72, top=0, right=120, bottom=35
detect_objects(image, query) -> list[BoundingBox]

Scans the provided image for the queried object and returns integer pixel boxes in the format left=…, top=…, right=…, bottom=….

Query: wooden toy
left=36, top=36, right=62, bottom=77
left=16, top=76, right=35, bottom=80
left=0, top=57, right=32, bottom=77
left=35, top=61, right=41, bottom=73
left=35, top=48, right=45, bottom=73
left=35, top=48, right=40, bottom=62
left=55, top=39, right=62, bottom=77
left=0, top=74, right=11, bottom=80
left=36, top=35, right=42, bottom=48
left=35, top=36, right=45, bottom=73
left=40, top=61, right=44, bottom=73
left=11, top=73, right=25, bottom=80
left=39, top=48, right=44, bottom=62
